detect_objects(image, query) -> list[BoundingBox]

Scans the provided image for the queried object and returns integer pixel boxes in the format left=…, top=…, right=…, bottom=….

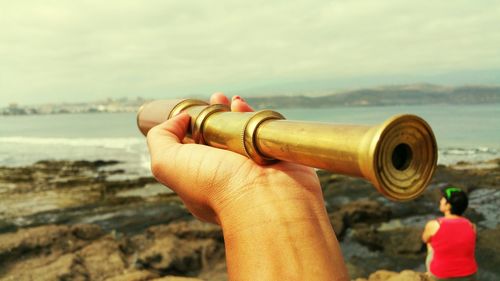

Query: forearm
left=218, top=190, right=349, bottom=281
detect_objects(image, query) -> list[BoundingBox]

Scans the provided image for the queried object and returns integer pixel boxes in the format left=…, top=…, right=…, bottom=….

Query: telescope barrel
left=137, top=99, right=437, bottom=201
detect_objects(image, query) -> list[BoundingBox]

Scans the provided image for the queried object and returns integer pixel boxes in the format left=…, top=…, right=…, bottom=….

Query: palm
left=154, top=140, right=320, bottom=223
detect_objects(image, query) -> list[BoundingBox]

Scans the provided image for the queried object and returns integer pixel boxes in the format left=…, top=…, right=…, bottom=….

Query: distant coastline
left=2, top=84, right=500, bottom=116
left=247, top=83, right=500, bottom=109
left=0, top=97, right=145, bottom=116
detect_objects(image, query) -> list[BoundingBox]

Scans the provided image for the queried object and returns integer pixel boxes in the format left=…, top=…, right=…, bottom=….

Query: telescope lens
left=391, top=143, right=412, bottom=171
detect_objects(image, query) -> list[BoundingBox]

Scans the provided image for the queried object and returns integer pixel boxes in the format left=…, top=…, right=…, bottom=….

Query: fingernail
left=233, top=96, right=245, bottom=102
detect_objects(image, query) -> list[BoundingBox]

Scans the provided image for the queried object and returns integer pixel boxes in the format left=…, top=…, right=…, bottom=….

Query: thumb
left=146, top=112, right=191, bottom=157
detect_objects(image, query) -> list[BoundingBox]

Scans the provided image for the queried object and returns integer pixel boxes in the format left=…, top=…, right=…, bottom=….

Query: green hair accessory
left=444, top=187, right=461, bottom=199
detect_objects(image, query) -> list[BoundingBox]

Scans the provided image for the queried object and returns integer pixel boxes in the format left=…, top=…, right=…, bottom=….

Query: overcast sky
left=1, top=1, right=499, bottom=106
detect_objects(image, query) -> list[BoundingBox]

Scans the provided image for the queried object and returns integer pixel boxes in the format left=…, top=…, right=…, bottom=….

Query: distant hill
left=246, top=84, right=500, bottom=109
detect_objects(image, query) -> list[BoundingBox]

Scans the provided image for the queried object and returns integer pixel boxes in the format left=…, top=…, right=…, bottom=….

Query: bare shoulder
left=422, top=219, right=440, bottom=243
left=425, top=220, right=440, bottom=232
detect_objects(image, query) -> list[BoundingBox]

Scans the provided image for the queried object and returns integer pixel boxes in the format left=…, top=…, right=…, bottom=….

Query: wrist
left=215, top=184, right=349, bottom=281
left=215, top=182, right=327, bottom=232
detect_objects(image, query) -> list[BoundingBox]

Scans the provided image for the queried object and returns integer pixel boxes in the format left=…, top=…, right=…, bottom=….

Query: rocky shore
left=0, top=159, right=499, bottom=281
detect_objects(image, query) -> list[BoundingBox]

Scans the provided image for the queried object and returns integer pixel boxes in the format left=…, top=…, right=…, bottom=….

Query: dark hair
left=441, top=186, right=468, bottom=215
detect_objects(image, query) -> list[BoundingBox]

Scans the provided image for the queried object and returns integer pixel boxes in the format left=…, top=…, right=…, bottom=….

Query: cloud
left=0, top=0, right=499, bottom=105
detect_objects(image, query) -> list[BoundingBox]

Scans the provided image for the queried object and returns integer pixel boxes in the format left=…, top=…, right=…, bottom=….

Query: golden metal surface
left=137, top=99, right=438, bottom=201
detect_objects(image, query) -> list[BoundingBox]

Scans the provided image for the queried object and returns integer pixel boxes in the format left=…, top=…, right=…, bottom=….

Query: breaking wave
left=0, top=136, right=151, bottom=177
left=0, top=136, right=144, bottom=150
left=438, top=147, right=499, bottom=165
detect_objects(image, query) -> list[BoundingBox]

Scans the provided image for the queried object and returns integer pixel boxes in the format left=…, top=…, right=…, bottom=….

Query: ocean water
left=0, top=104, right=499, bottom=177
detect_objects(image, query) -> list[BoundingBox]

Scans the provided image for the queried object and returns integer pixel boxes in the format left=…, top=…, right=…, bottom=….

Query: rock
left=337, top=199, right=391, bottom=227
left=367, top=270, right=398, bottom=281
left=476, top=226, right=500, bottom=280
left=152, top=277, right=204, bottom=281
left=78, top=237, right=127, bottom=281
left=386, top=270, right=431, bottom=281
left=0, top=224, right=118, bottom=281
left=352, top=226, right=424, bottom=256
left=1, top=159, right=499, bottom=280
left=0, top=220, right=17, bottom=233
left=329, top=211, right=346, bottom=239
left=382, top=227, right=424, bottom=256
left=0, top=253, right=88, bottom=281
left=346, top=262, right=367, bottom=280
left=320, top=172, right=376, bottom=207
left=352, top=227, right=384, bottom=251
left=104, top=270, right=159, bottom=281
left=147, top=220, right=223, bottom=240
left=197, top=259, right=227, bottom=281
left=136, top=234, right=221, bottom=276
left=0, top=223, right=225, bottom=280
left=72, top=224, right=105, bottom=240
left=364, top=270, right=432, bottom=281
left=0, top=225, right=85, bottom=265
left=0, top=160, right=190, bottom=235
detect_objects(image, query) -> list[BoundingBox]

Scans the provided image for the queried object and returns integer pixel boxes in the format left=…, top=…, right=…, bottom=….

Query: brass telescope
left=137, top=99, right=438, bottom=201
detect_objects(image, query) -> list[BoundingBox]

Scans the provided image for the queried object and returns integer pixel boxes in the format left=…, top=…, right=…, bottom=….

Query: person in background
left=422, top=186, right=478, bottom=281
left=146, top=93, right=349, bottom=281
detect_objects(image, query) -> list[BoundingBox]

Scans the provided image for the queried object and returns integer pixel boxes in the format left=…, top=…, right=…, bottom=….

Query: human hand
left=146, top=93, right=349, bottom=280
left=146, top=92, right=322, bottom=225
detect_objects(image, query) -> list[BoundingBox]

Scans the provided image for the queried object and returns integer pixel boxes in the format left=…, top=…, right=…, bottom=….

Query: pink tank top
left=429, top=217, right=477, bottom=278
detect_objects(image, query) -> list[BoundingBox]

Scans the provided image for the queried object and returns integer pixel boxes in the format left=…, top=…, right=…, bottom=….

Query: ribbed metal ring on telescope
left=192, top=104, right=229, bottom=144
left=242, top=110, right=285, bottom=165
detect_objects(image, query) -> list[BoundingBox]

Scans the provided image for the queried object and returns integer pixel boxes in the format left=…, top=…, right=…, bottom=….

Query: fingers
left=231, top=96, right=254, bottom=112
left=210, top=92, right=254, bottom=112
left=210, top=92, right=230, bottom=106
